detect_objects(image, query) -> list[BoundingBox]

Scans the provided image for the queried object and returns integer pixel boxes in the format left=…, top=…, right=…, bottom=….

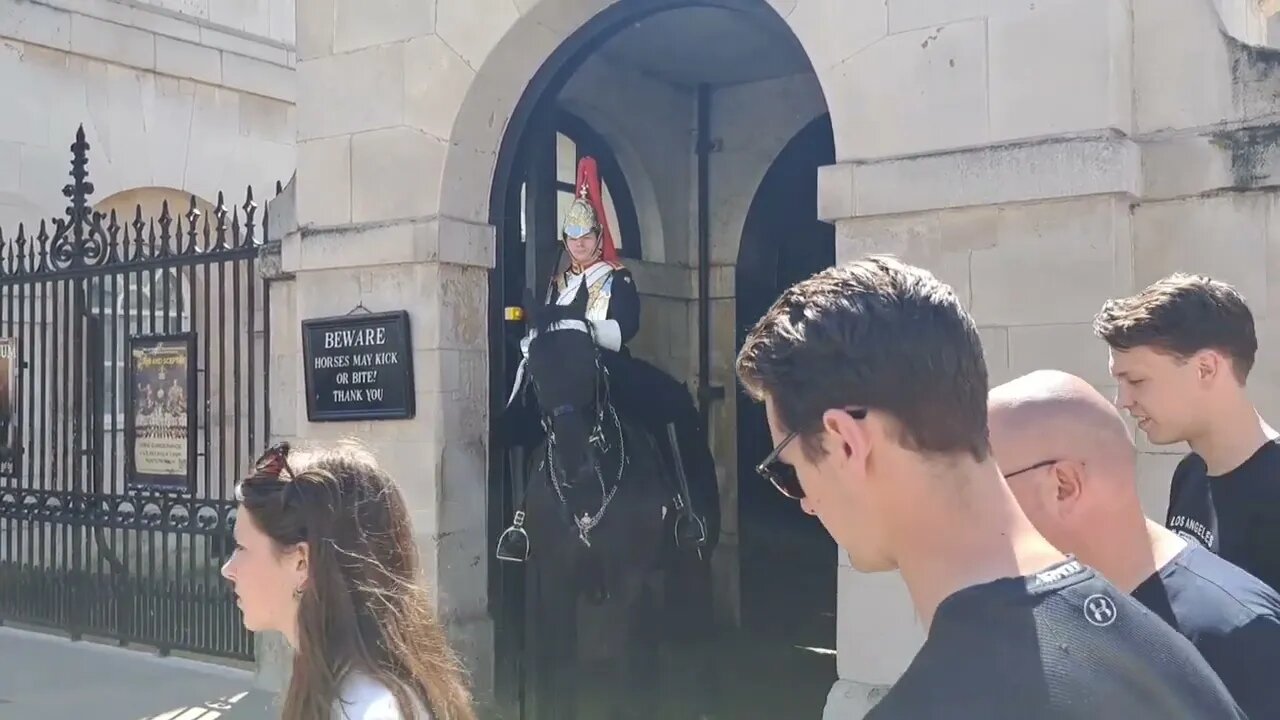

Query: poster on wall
left=0, top=337, right=17, bottom=478
left=126, top=333, right=196, bottom=493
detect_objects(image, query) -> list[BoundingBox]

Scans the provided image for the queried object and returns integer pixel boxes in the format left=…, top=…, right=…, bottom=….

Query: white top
left=331, top=672, right=433, bottom=720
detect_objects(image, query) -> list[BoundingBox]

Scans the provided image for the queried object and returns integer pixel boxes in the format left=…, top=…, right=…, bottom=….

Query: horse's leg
left=538, top=568, right=578, bottom=720
left=618, top=575, right=662, bottom=720
left=525, top=565, right=551, bottom=720
left=661, top=551, right=722, bottom=720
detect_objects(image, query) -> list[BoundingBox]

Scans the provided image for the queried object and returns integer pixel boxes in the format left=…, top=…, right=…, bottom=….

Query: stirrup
left=672, top=495, right=708, bottom=558
left=675, top=513, right=708, bottom=547
left=496, top=511, right=530, bottom=563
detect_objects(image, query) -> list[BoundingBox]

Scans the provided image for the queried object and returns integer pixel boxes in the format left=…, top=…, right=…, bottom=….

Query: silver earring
left=292, top=586, right=303, bottom=600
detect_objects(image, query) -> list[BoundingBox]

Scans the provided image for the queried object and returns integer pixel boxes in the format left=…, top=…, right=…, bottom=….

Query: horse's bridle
left=525, top=324, right=626, bottom=547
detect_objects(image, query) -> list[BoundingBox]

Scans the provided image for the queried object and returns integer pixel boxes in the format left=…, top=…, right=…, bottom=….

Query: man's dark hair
left=736, top=255, right=990, bottom=461
left=1093, top=273, right=1257, bottom=382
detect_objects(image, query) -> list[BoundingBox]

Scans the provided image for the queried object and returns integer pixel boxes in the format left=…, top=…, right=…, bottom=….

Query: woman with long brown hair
left=221, top=440, right=476, bottom=720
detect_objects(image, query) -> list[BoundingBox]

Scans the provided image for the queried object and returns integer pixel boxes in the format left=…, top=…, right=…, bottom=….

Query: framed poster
left=126, top=333, right=196, bottom=493
left=301, top=310, right=415, bottom=422
left=0, top=337, right=16, bottom=478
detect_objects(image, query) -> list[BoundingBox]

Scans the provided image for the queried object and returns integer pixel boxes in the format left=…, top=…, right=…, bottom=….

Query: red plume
left=574, top=156, right=618, bottom=263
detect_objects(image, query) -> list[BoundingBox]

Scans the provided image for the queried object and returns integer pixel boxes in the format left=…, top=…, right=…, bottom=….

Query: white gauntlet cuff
left=590, top=319, right=622, bottom=351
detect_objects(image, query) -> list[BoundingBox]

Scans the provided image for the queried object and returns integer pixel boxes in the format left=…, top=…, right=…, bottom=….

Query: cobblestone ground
left=0, top=627, right=277, bottom=720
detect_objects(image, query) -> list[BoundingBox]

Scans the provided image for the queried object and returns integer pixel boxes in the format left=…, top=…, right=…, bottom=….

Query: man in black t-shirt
left=737, top=258, right=1243, bottom=719
left=990, top=369, right=1280, bottom=718
left=1096, top=274, right=1280, bottom=592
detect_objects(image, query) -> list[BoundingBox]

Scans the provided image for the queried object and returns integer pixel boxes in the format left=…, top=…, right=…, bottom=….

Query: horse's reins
left=509, top=320, right=627, bottom=547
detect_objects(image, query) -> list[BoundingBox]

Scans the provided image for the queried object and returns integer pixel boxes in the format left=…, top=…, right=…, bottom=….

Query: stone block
left=979, top=325, right=1011, bottom=387
left=1229, top=43, right=1280, bottom=123
left=19, top=144, right=71, bottom=212
left=222, top=52, right=294, bottom=103
left=299, top=43, right=404, bottom=141
left=70, top=14, right=155, bottom=72
left=155, top=35, right=220, bottom=85
left=1250, top=310, right=1280, bottom=411
left=1133, top=0, right=1234, bottom=133
left=238, top=93, right=293, bottom=144
left=0, top=142, right=19, bottom=194
left=1132, top=195, right=1269, bottom=312
left=430, top=216, right=495, bottom=268
left=436, top=0, right=520, bottom=69
left=210, top=0, right=271, bottom=40
left=270, top=0, right=296, bottom=47
left=1141, top=135, right=1235, bottom=201
left=440, top=266, right=489, bottom=353
left=334, top=0, right=435, bottom=53
left=404, top=34, right=476, bottom=140
left=825, top=19, right=987, bottom=161
left=1212, top=0, right=1265, bottom=43
left=296, top=0, right=334, bottom=60
left=849, top=135, right=1139, bottom=219
left=89, top=0, right=200, bottom=43
left=296, top=135, right=351, bottom=227
left=784, top=0, right=887, bottom=71
left=1136, top=452, right=1183, bottom=521
left=817, top=163, right=855, bottom=222
left=137, top=0, right=210, bottom=19
left=1007, top=323, right=1113, bottom=389
left=350, top=127, right=446, bottom=223
left=988, top=0, right=1132, bottom=140
left=198, top=26, right=289, bottom=66
left=0, top=1, right=71, bottom=51
left=887, top=0, right=1030, bottom=33
left=970, top=197, right=1130, bottom=326
left=835, top=213, right=972, bottom=307
left=835, top=566, right=924, bottom=683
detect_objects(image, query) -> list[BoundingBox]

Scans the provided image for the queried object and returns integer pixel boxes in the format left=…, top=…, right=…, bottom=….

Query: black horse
left=509, top=283, right=717, bottom=719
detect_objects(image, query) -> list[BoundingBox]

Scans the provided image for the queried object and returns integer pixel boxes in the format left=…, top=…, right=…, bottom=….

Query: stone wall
left=819, top=0, right=1280, bottom=716
left=0, top=0, right=295, bottom=231
left=282, top=0, right=1280, bottom=716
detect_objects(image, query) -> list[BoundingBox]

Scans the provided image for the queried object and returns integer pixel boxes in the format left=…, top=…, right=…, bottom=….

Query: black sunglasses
left=756, top=407, right=868, bottom=500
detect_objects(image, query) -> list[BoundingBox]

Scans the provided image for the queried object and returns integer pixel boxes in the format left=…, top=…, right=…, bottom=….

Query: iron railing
left=0, top=126, right=276, bottom=660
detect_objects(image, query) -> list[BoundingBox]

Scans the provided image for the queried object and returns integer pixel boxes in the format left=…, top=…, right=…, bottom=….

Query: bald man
left=990, top=370, right=1280, bottom=719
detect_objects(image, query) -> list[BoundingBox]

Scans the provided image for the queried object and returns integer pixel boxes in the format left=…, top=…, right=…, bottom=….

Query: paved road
left=0, top=627, right=278, bottom=720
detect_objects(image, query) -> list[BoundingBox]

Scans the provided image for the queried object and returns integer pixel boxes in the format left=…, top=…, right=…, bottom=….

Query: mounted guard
left=498, top=156, right=718, bottom=561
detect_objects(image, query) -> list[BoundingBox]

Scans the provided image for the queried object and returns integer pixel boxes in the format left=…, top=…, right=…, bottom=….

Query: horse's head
left=524, top=282, right=607, bottom=500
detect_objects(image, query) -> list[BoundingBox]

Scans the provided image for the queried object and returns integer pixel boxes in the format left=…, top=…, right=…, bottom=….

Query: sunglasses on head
left=756, top=407, right=868, bottom=500
left=248, top=441, right=293, bottom=483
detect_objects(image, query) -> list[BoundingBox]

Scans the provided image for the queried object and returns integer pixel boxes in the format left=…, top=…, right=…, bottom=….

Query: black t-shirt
left=865, top=559, right=1244, bottom=720
left=1132, top=543, right=1280, bottom=719
left=1167, top=440, right=1280, bottom=593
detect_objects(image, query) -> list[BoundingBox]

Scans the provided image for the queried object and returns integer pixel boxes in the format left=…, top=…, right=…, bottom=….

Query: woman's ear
left=287, top=541, right=310, bottom=588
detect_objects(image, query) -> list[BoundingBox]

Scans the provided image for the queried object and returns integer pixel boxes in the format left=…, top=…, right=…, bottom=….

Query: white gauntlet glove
left=589, top=319, right=622, bottom=351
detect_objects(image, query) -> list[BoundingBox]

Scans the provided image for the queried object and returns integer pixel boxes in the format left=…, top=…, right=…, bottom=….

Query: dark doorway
left=734, top=112, right=838, bottom=712
left=486, top=3, right=835, bottom=717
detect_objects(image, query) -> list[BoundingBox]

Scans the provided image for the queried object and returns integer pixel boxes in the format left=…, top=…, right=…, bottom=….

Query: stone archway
left=461, top=1, right=841, bottom=716
left=433, top=0, right=857, bottom=228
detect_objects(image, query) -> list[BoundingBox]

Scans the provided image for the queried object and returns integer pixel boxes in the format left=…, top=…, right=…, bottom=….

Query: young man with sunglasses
left=1094, top=274, right=1280, bottom=593
left=989, top=369, right=1280, bottom=719
left=736, top=257, right=1244, bottom=719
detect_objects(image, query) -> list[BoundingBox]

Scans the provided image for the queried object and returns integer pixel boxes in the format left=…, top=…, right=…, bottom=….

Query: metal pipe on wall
left=696, top=83, right=722, bottom=433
